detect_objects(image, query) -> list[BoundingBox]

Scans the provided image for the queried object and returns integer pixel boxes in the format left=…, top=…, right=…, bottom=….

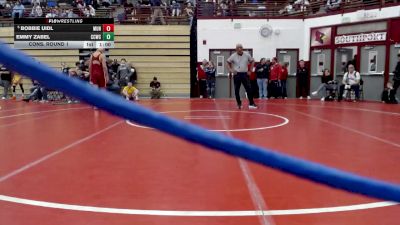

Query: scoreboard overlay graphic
left=13, top=18, right=115, bottom=49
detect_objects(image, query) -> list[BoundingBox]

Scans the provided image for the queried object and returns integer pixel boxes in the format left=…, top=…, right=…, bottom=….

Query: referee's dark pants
left=234, top=72, right=255, bottom=106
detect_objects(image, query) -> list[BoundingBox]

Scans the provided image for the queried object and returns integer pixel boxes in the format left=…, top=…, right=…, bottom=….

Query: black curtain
left=189, top=15, right=198, bottom=97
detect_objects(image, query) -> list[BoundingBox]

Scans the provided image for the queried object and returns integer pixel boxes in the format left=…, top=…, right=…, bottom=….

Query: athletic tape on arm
left=0, top=42, right=399, bottom=202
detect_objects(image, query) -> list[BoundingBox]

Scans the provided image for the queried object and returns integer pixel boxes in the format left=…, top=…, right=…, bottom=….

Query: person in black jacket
left=296, top=60, right=310, bottom=99
left=382, top=82, right=397, bottom=104
left=0, top=65, right=12, bottom=100
left=393, top=53, right=400, bottom=99
left=311, top=68, right=335, bottom=101
left=255, top=58, right=269, bottom=99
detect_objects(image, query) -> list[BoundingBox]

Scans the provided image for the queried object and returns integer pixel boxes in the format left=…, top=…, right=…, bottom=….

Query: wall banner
left=334, top=32, right=386, bottom=45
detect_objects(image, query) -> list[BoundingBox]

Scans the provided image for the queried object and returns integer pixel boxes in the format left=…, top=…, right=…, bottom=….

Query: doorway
left=276, top=49, right=299, bottom=98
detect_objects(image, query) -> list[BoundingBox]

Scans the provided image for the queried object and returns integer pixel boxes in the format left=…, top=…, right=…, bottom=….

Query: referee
left=227, top=44, right=258, bottom=109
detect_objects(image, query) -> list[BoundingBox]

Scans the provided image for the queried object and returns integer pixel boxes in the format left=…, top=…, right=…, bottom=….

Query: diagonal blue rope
left=0, top=42, right=399, bottom=202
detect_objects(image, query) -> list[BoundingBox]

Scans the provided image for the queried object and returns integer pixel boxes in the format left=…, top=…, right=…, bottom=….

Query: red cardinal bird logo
left=315, top=30, right=327, bottom=44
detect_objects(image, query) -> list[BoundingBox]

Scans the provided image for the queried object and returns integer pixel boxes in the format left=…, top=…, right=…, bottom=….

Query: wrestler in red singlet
left=89, top=48, right=108, bottom=88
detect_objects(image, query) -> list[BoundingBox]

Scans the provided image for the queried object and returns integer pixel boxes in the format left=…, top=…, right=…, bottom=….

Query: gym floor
left=0, top=98, right=399, bottom=225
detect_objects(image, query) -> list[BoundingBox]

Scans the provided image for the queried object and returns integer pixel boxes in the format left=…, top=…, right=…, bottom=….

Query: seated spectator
left=61, top=62, right=70, bottom=75
left=46, top=8, right=58, bottom=18
left=171, top=1, right=181, bottom=16
left=77, top=59, right=88, bottom=71
left=184, top=2, right=194, bottom=25
left=102, top=0, right=111, bottom=7
left=74, top=61, right=89, bottom=81
left=23, top=80, right=48, bottom=103
left=67, top=9, right=79, bottom=18
left=124, top=0, right=133, bottom=7
left=117, top=58, right=133, bottom=87
left=219, top=1, right=228, bottom=16
left=0, top=65, right=13, bottom=100
left=106, top=59, right=120, bottom=94
left=150, top=76, right=162, bottom=99
left=122, top=82, right=139, bottom=101
left=85, top=0, right=93, bottom=6
left=130, top=7, right=137, bottom=19
left=381, top=82, right=398, bottom=104
left=59, top=9, right=67, bottom=17
left=29, top=4, right=43, bottom=17
left=0, top=0, right=6, bottom=8
left=311, top=69, right=336, bottom=101
left=111, top=59, right=120, bottom=74
left=88, top=5, right=95, bottom=16
left=5, top=2, right=13, bottom=9
left=326, top=0, right=341, bottom=10
left=73, top=0, right=84, bottom=7
left=11, top=72, right=25, bottom=100
left=83, top=6, right=90, bottom=17
left=338, top=64, right=361, bottom=102
left=93, top=0, right=101, bottom=9
left=77, top=2, right=85, bottom=12
left=53, top=6, right=60, bottom=14
left=149, top=0, right=167, bottom=25
left=279, top=3, right=294, bottom=14
left=186, top=0, right=195, bottom=7
left=81, top=61, right=90, bottom=81
left=294, top=0, right=309, bottom=12
left=132, top=0, right=140, bottom=7
left=12, top=1, right=25, bottom=18
left=21, top=0, right=30, bottom=6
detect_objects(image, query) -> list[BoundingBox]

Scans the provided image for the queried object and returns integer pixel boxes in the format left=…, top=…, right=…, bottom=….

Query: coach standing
left=227, top=44, right=257, bottom=109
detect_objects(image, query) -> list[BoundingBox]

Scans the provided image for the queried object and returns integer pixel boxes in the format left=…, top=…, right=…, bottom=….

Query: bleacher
left=0, top=25, right=191, bottom=97
left=111, top=25, right=190, bottom=97
left=1, top=0, right=399, bottom=98
left=197, top=0, right=400, bottom=18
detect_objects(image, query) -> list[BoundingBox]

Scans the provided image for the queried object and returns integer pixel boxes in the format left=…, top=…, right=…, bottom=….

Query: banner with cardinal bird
left=311, top=27, right=332, bottom=47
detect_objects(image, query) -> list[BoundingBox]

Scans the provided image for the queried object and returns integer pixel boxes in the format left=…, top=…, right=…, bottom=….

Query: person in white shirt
left=29, top=4, right=42, bottom=17
left=227, top=43, right=257, bottom=109
left=338, top=64, right=361, bottom=101
left=45, top=9, right=57, bottom=18
left=83, top=7, right=90, bottom=17
left=294, top=0, right=309, bottom=12
left=88, top=5, right=95, bottom=17
left=0, top=0, right=6, bottom=7
left=326, top=0, right=341, bottom=10
left=279, top=3, right=293, bottom=14
left=31, top=0, right=40, bottom=5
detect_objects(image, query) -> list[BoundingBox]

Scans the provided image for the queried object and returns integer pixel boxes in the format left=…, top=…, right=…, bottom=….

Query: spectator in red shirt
left=268, top=57, right=282, bottom=98
left=280, top=62, right=289, bottom=99
left=197, top=59, right=207, bottom=98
